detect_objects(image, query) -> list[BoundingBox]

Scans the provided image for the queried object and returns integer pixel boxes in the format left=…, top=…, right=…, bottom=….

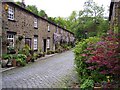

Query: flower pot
left=16, top=61, right=21, bottom=67
left=31, top=59, right=35, bottom=62
left=26, top=56, right=31, bottom=63
left=12, top=59, right=16, bottom=67
left=2, top=59, right=8, bottom=68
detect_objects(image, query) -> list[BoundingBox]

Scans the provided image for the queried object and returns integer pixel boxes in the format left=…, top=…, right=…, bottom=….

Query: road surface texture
left=2, top=50, right=77, bottom=89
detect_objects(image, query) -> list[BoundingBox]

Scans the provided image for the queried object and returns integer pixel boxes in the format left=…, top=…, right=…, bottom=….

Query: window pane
left=8, top=6, right=14, bottom=20
left=7, top=34, right=14, bottom=47
left=34, top=37, right=38, bottom=50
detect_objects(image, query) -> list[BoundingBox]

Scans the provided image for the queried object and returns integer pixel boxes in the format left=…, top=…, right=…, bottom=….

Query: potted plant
left=2, top=54, right=9, bottom=68
left=42, top=52, right=45, bottom=57
left=11, top=54, right=17, bottom=67
left=7, top=47, right=16, bottom=54
left=22, top=45, right=31, bottom=63
left=31, top=53, right=38, bottom=62
left=16, top=54, right=27, bottom=66
left=2, top=54, right=12, bottom=68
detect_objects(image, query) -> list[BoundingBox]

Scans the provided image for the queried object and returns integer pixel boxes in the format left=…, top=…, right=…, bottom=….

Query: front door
left=43, top=39, right=46, bottom=52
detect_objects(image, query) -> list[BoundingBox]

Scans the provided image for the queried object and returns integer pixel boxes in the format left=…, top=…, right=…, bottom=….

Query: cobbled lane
left=2, top=50, right=75, bottom=88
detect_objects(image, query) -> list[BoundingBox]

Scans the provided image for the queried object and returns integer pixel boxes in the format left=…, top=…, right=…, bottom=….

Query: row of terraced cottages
left=0, top=2, right=75, bottom=56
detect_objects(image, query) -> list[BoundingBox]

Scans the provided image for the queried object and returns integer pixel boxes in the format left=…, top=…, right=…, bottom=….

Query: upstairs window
left=61, top=29, right=63, bottom=34
left=48, top=25, right=50, bottom=32
left=56, top=27, right=58, bottom=33
left=8, top=6, right=14, bottom=20
left=34, top=18, right=38, bottom=28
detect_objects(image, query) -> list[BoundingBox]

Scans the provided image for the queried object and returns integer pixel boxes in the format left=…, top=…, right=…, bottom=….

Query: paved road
left=2, top=50, right=75, bottom=88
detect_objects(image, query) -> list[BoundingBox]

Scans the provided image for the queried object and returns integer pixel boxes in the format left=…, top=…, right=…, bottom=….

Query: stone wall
left=2, top=2, right=75, bottom=54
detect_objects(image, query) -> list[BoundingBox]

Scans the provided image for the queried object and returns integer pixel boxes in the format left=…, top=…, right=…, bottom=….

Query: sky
left=14, top=0, right=111, bottom=18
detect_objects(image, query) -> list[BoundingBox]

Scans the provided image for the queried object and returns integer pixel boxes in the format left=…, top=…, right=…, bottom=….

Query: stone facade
left=2, top=2, right=75, bottom=54
left=109, top=1, right=120, bottom=32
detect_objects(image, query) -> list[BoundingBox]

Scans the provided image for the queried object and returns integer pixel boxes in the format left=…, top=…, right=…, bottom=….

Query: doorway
left=43, top=39, right=46, bottom=52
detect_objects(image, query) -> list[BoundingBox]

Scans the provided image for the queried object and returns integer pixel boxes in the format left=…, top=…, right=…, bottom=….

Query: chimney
left=21, top=0, right=26, bottom=8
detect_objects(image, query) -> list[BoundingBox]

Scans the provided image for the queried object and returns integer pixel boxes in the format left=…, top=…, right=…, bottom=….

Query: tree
left=16, top=1, right=21, bottom=6
left=65, top=0, right=107, bottom=40
left=38, top=10, right=47, bottom=18
left=26, top=5, right=39, bottom=15
left=83, top=0, right=104, bottom=18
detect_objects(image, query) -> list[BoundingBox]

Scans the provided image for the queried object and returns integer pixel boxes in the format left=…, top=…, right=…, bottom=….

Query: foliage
left=16, top=58, right=26, bottom=66
left=16, top=1, right=21, bottom=6
left=7, top=47, right=16, bottom=54
left=17, top=54, right=27, bottom=61
left=32, top=53, right=38, bottom=60
left=74, top=37, right=101, bottom=88
left=74, top=30, right=120, bottom=88
left=26, top=5, right=39, bottom=15
left=2, top=54, right=12, bottom=60
left=38, top=10, right=47, bottom=18
left=21, top=45, right=31, bottom=56
left=80, top=78, right=94, bottom=89
left=15, top=54, right=27, bottom=66
left=86, top=31, right=120, bottom=75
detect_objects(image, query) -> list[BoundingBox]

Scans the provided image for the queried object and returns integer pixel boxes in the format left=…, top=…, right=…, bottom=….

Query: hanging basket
left=18, top=36, right=24, bottom=41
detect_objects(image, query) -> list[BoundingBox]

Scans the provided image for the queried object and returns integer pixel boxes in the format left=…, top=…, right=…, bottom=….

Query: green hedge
left=74, top=37, right=101, bottom=88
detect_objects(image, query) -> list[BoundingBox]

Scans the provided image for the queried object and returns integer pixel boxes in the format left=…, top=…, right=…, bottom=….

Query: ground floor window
left=7, top=33, right=15, bottom=48
left=25, top=38, right=31, bottom=48
left=34, top=37, right=38, bottom=50
left=47, top=38, right=50, bottom=49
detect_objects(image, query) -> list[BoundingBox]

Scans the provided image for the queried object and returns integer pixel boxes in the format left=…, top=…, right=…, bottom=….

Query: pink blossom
left=81, top=54, right=87, bottom=57
left=87, top=66, right=95, bottom=70
left=100, top=70, right=107, bottom=74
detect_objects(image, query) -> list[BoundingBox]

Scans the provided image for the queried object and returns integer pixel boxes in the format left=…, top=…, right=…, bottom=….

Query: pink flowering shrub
left=86, top=31, right=120, bottom=75
left=74, top=31, right=120, bottom=87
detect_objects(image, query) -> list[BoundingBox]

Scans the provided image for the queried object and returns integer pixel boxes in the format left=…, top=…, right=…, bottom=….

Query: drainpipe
left=0, top=1, right=2, bottom=90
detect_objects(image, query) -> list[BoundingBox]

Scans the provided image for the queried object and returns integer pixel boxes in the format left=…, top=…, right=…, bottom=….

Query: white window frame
left=7, top=34, right=15, bottom=48
left=34, top=18, right=38, bottom=28
left=8, top=6, right=14, bottom=20
left=48, top=25, right=50, bottom=32
left=61, top=29, right=63, bottom=34
left=56, top=27, right=58, bottom=33
left=47, top=38, right=50, bottom=48
left=34, top=37, right=38, bottom=50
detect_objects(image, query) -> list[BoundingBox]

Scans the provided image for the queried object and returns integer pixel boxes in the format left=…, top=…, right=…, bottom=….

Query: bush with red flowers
left=74, top=30, right=120, bottom=88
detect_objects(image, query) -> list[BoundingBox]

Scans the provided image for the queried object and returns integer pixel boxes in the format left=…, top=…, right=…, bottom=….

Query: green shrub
left=16, top=58, right=26, bottom=66
left=2, top=54, right=12, bottom=60
left=74, top=37, right=101, bottom=88
left=17, top=54, right=27, bottom=61
left=15, top=54, right=27, bottom=66
left=80, top=78, right=94, bottom=89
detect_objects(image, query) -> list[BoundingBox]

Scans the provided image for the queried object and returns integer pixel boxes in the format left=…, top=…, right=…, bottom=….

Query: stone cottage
left=109, top=0, right=120, bottom=32
left=1, top=1, right=75, bottom=55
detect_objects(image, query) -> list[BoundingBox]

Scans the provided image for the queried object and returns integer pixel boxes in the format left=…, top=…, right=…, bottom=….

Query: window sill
left=8, top=19, right=16, bottom=22
left=34, top=49, right=38, bottom=51
left=34, top=27, right=38, bottom=29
